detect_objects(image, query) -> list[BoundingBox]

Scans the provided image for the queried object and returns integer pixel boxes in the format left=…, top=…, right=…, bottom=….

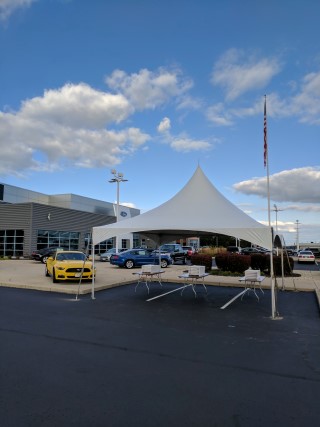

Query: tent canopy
left=92, top=166, right=272, bottom=249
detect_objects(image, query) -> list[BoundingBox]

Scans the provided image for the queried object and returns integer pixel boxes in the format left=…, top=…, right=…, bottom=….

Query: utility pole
left=273, top=204, right=283, bottom=234
left=295, top=220, right=300, bottom=251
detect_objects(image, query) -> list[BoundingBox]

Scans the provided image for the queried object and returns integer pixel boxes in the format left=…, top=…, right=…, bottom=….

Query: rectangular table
left=146, top=272, right=209, bottom=302
left=132, top=270, right=165, bottom=294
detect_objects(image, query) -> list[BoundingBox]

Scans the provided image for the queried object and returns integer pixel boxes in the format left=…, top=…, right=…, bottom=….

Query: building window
left=84, top=232, right=114, bottom=254
left=37, top=230, right=80, bottom=251
left=0, top=229, right=24, bottom=257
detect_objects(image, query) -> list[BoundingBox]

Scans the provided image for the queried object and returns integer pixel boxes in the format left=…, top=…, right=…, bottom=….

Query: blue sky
left=1, top=0, right=319, bottom=245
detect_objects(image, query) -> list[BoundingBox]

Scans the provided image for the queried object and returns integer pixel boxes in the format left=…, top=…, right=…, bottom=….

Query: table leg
left=220, top=288, right=249, bottom=309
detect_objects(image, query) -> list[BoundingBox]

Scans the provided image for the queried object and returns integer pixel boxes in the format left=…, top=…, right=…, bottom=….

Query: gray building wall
left=0, top=183, right=141, bottom=257
left=0, top=202, right=115, bottom=257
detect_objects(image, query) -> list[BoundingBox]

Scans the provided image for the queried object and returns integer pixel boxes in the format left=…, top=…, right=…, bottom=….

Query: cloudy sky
left=0, top=0, right=319, bottom=245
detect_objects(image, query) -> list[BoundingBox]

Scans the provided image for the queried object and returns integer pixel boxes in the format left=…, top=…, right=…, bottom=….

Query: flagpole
left=264, top=95, right=276, bottom=319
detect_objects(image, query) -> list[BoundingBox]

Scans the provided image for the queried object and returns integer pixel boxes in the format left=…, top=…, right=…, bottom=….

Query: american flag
left=264, top=96, right=267, bottom=167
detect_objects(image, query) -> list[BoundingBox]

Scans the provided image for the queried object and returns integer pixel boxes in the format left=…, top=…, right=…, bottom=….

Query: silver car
left=100, top=248, right=125, bottom=262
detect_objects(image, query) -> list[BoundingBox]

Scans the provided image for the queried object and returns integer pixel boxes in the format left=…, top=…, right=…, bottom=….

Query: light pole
left=273, top=204, right=283, bottom=234
left=109, top=169, right=128, bottom=253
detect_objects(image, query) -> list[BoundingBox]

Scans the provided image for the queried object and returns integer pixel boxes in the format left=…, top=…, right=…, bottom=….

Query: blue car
left=110, top=248, right=173, bottom=269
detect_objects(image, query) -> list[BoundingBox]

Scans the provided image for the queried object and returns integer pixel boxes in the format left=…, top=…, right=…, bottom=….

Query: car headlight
left=56, top=266, right=65, bottom=271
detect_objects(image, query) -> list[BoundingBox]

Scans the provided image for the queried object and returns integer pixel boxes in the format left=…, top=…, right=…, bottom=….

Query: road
left=294, top=260, right=319, bottom=271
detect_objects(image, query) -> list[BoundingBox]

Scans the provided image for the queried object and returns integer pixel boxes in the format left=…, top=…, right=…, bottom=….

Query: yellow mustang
left=45, top=250, right=96, bottom=283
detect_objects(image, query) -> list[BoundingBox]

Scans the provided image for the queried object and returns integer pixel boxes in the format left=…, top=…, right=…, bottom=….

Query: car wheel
left=52, top=268, right=58, bottom=283
left=45, top=266, right=50, bottom=277
left=160, top=259, right=168, bottom=268
left=125, top=260, right=134, bottom=269
left=41, top=256, right=48, bottom=264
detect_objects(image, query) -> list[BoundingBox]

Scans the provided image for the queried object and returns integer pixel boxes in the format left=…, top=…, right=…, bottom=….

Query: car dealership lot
left=0, top=258, right=319, bottom=297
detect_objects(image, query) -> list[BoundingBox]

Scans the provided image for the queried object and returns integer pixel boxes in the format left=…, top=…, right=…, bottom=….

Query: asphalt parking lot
left=1, top=284, right=320, bottom=427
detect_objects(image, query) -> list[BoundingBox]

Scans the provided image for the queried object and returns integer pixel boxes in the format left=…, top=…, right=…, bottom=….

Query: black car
left=240, top=247, right=261, bottom=255
left=157, top=244, right=187, bottom=263
left=31, top=247, right=65, bottom=264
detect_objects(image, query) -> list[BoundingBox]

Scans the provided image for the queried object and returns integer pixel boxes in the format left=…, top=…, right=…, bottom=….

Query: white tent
left=91, top=166, right=276, bottom=317
left=93, top=166, right=272, bottom=250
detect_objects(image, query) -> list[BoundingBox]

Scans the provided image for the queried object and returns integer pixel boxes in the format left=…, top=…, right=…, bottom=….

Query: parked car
left=182, top=246, right=197, bottom=259
left=45, top=250, right=96, bottom=282
left=284, top=248, right=295, bottom=256
left=293, top=249, right=304, bottom=256
left=304, top=248, right=320, bottom=258
left=297, top=250, right=316, bottom=264
left=100, top=248, right=126, bottom=262
left=110, top=248, right=173, bottom=269
left=157, top=244, right=187, bottom=263
left=241, top=247, right=261, bottom=255
left=226, top=246, right=241, bottom=254
left=32, top=246, right=65, bottom=264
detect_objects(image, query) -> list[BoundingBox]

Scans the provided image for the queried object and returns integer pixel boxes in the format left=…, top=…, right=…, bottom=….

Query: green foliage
left=190, top=254, right=213, bottom=272
left=200, top=234, right=251, bottom=248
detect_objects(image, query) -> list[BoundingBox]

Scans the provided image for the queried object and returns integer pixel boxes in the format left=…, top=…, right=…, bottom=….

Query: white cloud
left=206, top=103, right=234, bottom=126
left=233, top=167, right=320, bottom=203
left=283, top=204, right=320, bottom=213
left=211, top=49, right=282, bottom=101
left=290, top=72, right=320, bottom=125
left=20, top=83, right=132, bottom=128
left=0, top=82, right=150, bottom=176
left=157, top=117, right=171, bottom=133
left=208, top=67, right=320, bottom=126
left=170, top=136, right=211, bottom=152
left=105, top=67, right=193, bottom=110
left=0, top=66, right=200, bottom=177
left=0, top=0, right=36, bottom=21
left=176, top=95, right=203, bottom=111
left=156, top=117, right=212, bottom=152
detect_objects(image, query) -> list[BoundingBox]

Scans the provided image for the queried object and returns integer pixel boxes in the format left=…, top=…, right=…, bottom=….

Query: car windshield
left=299, top=251, right=313, bottom=255
left=56, top=252, right=86, bottom=261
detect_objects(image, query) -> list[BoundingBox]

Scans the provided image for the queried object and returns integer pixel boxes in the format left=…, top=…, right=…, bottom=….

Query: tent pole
left=270, top=229, right=276, bottom=319
left=264, top=96, right=277, bottom=319
left=91, top=229, right=95, bottom=300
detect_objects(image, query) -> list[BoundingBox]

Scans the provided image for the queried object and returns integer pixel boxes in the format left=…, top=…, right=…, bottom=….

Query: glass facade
left=84, top=233, right=115, bottom=254
left=37, top=230, right=80, bottom=251
left=0, top=229, right=24, bottom=257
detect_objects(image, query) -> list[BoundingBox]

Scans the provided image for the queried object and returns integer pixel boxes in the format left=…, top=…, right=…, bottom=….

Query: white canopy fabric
left=92, top=166, right=272, bottom=250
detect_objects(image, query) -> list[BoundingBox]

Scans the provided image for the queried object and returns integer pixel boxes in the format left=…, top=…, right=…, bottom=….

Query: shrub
left=215, top=253, right=250, bottom=273
left=250, top=253, right=269, bottom=272
left=265, top=255, right=294, bottom=276
left=190, top=254, right=213, bottom=272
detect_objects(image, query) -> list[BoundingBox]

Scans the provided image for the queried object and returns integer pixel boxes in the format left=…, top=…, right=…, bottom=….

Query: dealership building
left=0, top=183, right=140, bottom=258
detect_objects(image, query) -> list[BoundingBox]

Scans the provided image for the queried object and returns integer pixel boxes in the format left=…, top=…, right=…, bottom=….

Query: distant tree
left=200, top=234, right=250, bottom=248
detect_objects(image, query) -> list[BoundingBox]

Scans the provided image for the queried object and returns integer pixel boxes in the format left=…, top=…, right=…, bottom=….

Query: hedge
left=214, top=253, right=294, bottom=276
left=215, top=253, right=251, bottom=273
left=190, top=254, right=213, bottom=272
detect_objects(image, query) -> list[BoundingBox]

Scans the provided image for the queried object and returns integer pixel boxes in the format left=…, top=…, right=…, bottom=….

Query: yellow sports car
left=45, top=251, right=96, bottom=283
